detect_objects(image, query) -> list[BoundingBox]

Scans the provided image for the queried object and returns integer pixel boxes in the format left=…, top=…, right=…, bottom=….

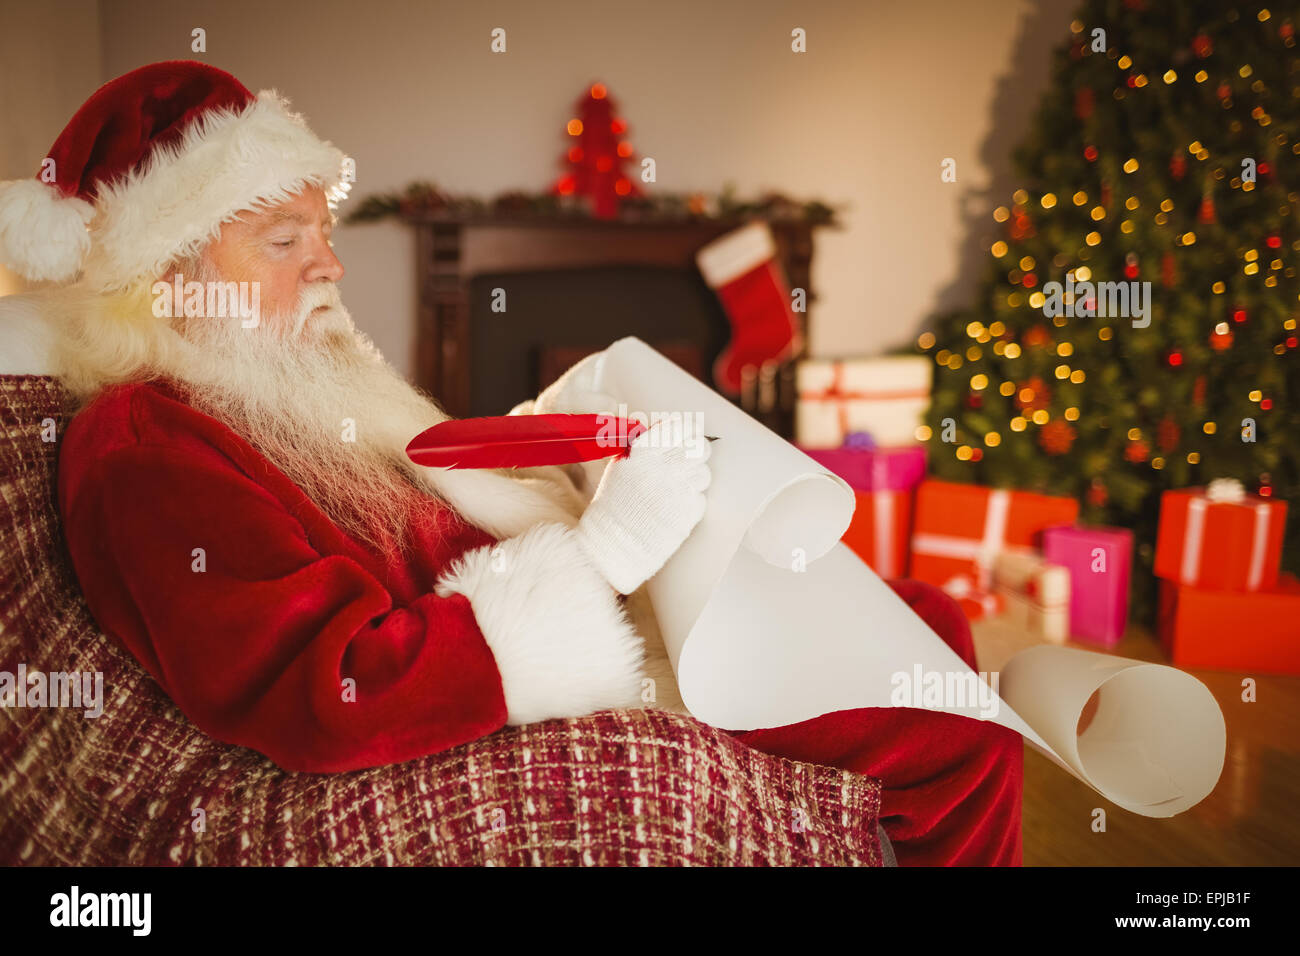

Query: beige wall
left=3, top=0, right=1078, bottom=373
left=0, top=0, right=102, bottom=295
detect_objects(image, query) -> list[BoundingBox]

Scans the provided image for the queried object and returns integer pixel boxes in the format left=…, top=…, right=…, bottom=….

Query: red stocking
left=695, top=222, right=800, bottom=395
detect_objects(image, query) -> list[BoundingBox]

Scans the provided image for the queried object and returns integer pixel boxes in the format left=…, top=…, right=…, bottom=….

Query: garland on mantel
left=344, top=180, right=841, bottom=226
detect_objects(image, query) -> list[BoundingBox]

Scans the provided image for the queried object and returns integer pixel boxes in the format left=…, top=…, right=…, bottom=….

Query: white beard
left=55, top=264, right=589, bottom=555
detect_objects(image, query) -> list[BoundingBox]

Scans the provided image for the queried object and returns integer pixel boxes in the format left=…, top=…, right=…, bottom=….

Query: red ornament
left=1260, top=398, right=1273, bottom=411
left=1039, top=420, right=1077, bottom=455
left=1074, top=87, right=1095, bottom=120
left=970, top=448, right=984, bottom=462
left=1087, top=479, right=1109, bottom=507
left=1233, top=308, right=1247, bottom=324
left=1022, top=325, right=1052, bottom=348
left=1009, top=208, right=1036, bottom=240
left=1198, top=196, right=1216, bottom=224
left=1170, top=153, right=1187, bottom=181
left=1161, top=252, right=1177, bottom=288
left=1167, top=350, right=1183, bottom=367
left=1084, top=145, right=1099, bottom=162
left=1014, top=376, right=1051, bottom=411
left=1216, top=83, right=1232, bottom=100
left=1124, top=262, right=1140, bottom=279
left=1124, top=439, right=1150, bottom=464
left=1210, top=327, right=1234, bottom=350
left=966, top=392, right=984, bottom=409
left=1287, top=336, right=1298, bottom=349
left=1157, top=416, right=1180, bottom=452
left=1267, top=235, right=1282, bottom=249
left=1192, top=34, right=1213, bottom=58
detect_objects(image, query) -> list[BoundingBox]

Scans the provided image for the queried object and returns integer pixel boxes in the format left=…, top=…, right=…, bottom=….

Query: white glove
left=575, top=418, right=711, bottom=595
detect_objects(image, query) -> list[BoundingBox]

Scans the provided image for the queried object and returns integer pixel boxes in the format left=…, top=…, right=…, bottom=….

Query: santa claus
left=0, top=61, right=1022, bottom=866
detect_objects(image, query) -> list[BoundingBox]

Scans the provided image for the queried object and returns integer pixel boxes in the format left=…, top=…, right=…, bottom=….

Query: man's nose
left=306, top=241, right=344, bottom=283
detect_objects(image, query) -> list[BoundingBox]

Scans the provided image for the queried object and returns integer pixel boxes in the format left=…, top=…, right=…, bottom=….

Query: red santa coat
left=57, top=379, right=647, bottom=773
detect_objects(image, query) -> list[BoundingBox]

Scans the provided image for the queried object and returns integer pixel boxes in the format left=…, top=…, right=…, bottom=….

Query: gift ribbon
left=911, top=488, right=1032, bottom=590
left=799, top=361, right=930, bottom=439
left=1179, top=494, right=1274, bottom=589
left=873, top=490, right=896, bottom=577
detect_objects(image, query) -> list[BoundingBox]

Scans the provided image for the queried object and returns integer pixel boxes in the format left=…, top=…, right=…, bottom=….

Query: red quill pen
left=406, top=414, right=648, bottom=469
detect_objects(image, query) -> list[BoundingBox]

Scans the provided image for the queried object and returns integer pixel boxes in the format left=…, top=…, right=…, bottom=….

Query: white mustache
left=289, top=282, right=345, bottom=336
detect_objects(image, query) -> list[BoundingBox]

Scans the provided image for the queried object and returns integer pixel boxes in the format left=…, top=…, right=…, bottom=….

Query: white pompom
left=0, top=179, right=95, bottom=282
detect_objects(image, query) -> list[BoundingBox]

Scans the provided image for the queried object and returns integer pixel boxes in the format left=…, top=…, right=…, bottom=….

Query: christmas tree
left=551, top=82, right=644, bottom=219
left=921, top=1, right=1298, bottom=621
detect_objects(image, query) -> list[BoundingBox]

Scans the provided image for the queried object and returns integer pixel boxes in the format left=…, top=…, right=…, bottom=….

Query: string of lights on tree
left=921, top=1, right=1299, bottom=613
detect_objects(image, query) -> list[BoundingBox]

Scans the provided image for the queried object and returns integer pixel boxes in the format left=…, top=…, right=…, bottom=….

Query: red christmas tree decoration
left=551, top=82, right=644, bottom=219
left=1198, top=195, right=1216, bottom=224
left=1170, top=152, right=1187, bottom=181
left=1156, top=415, right=1180, bottom=451
left=1074, top=87, right=1094, bottom=120
left=1039, top=420, right=1077, bottom=455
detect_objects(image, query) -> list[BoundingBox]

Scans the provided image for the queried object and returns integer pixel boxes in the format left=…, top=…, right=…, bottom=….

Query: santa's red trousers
left=723, top=579, right=1024, bottom=866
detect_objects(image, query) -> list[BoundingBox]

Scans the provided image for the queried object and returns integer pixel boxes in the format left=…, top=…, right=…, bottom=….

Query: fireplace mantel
left=405, top=212, right=832, bottom=434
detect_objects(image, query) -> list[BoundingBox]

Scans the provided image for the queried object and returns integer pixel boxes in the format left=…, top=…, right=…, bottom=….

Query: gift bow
left=941, top=574, right=1001, bottom=616
left=1205, top=477, right=1246, bottom=503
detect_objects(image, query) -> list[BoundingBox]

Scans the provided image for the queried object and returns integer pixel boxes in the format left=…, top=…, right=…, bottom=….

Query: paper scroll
left=581, top=336, right=1225, bottom=818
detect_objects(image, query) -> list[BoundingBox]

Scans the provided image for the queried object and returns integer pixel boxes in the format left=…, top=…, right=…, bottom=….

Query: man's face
left=195, top=184, right=344, bottom=338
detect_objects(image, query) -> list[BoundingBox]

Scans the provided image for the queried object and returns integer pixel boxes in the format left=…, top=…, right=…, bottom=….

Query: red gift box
left=909, top=480, right=1080, bottom=596
left=1154, top=481, right=1287, bottom=592
left=842, top=489, right=913, bottom=578
left=1159, top=574, right=1300, bottom=676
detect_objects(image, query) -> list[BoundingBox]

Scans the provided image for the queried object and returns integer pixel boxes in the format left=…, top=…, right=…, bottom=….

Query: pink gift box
left=798, top=445, right=926, bottom=491
left=1042, top=524, right=1132, bottom=646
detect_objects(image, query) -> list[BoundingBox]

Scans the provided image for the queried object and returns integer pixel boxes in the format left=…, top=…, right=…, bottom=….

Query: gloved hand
left=575, top=418, right=712, bottom=595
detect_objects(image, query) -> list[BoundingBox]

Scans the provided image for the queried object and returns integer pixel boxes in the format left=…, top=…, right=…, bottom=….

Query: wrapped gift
left=1154, top=479, right=1287, bottom=592
left=993, top=552, right=1070, bottom=643
left=795, top=356, right=931, bottom=448
left=909, top=480, right=1080, bottom=597
left=800, top=446, right=925, bottom=578
left=939, top=575, right=1004, bottom=621
left=1042, top=524, right=1133, bottom=646
left=1159, top=575, right=1300, bottom=676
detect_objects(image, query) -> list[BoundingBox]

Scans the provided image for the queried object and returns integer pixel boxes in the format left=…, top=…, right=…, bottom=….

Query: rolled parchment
left=584, top=336, right=1226, bottom=818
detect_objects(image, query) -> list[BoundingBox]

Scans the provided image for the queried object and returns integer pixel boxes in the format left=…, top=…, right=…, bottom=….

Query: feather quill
left=406, top=414, right=647, bottom=469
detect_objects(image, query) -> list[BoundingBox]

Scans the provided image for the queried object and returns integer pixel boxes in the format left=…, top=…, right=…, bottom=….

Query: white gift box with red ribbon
left=795, top=356, right=932, bottom=448
left=993, top=551, right=1071, bottom=643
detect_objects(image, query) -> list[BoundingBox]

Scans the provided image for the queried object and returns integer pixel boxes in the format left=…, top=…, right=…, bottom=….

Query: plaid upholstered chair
left=0, top=292, right=890, bottom=866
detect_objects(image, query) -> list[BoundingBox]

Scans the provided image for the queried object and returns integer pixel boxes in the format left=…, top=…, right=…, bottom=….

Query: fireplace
left=409, top=214, right=828, bottom=437
left=468, top=265, right=726, bottom=415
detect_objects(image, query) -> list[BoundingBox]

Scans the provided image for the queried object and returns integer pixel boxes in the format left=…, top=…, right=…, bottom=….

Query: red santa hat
left=0, top=59, right=351, bottom=290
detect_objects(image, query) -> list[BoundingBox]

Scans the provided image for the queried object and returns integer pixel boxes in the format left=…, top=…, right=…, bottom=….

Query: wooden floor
left=970, top=617, right=1300, bottom=866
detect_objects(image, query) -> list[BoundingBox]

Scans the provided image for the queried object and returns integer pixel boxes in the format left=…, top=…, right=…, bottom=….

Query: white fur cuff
left=434, top=522, right=646, bottom=726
